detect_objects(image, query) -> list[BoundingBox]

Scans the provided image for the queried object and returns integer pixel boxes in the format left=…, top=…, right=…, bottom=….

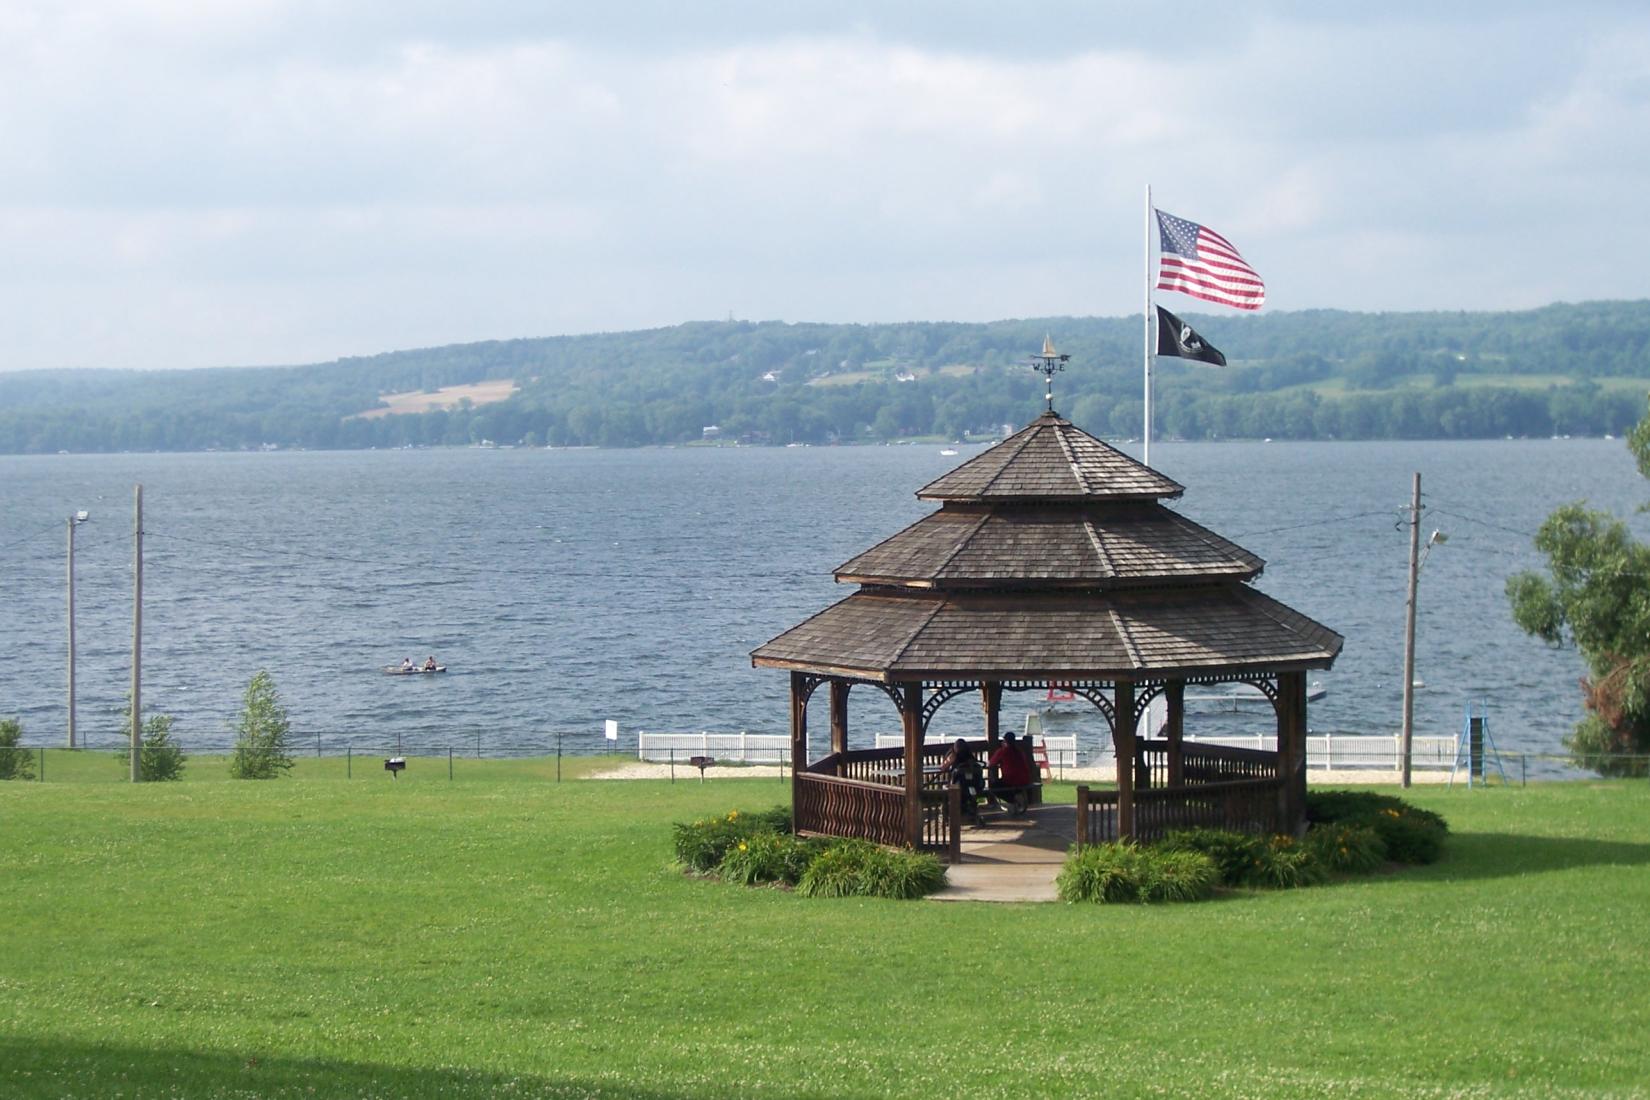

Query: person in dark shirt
left=939, top=738, right=985, bottom=824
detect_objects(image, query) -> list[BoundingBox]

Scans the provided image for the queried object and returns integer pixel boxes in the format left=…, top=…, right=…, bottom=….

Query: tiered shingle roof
left=918, top=412, right=1184, bottom=501
left=752, top=409, right=1341, bottom=682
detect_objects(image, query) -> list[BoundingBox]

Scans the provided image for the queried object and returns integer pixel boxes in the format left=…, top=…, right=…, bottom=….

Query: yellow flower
left=737, top=842, right=747, bottom=852
left=727, top=811, right=739, bottom=821
left=1383, top=808, right=1401, bottom=818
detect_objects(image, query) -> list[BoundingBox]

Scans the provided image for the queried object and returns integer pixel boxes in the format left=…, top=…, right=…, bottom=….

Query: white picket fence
left=1075, top=733, right=1460, bottom=772
left=636, top=731, right=789, bottom=764
left=634, top=729, right=1458, bottom=772
left=871, top=732, right=1082, bottom=770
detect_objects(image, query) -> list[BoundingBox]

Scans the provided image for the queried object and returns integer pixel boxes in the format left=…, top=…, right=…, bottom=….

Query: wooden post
left=1401, top=471, right=1421, bottom=788
left=1113, top=681, right=1136, bottom=840
left=130, top=484, right=143, bottom=783
left=788, top=672, right=808, bottom=833
left=1278, top=671, right=1308, bottom=833
left=829, top=679, right=849, bottom=757
left=981, top=680, right=1002, bottom=786
left=67, top=516, right=77, bottom=750
left=901, top=682, right=924, bottom=848
left=1075, top=785, right=1089, bottom=852
left=947, top=784, right=962, bottom=864
left=1166, top=680, right=1185, bottom=786
left=980, top=681, right=1001, bottom=749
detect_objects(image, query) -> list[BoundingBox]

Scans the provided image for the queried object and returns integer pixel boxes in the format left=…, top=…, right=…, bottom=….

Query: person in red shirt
left=988, top=732, right=1033, bottom=814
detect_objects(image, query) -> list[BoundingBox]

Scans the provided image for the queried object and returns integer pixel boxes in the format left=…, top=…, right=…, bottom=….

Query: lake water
left=2, top=438, right=1644, bottom=773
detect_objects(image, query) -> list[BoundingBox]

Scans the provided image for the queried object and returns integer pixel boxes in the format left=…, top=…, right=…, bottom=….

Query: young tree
left=0, top=717, right=34, bottom=781
left=110, top=699, right=187, bottom=781
left=1507, top=404, right=1650, bottom=775
left=229, top=670, right=295, bottom=779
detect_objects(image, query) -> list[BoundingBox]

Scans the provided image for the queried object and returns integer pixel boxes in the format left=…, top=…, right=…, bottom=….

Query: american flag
left=1154, top=209, right=1265, bottom=311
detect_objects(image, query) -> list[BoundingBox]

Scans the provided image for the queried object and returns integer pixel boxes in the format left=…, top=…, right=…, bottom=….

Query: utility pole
left=66, top=511, right=88, bottom=748
left=1400, top=472, right=1421, bottom=789
left=130, top=484, right=143, bottom=782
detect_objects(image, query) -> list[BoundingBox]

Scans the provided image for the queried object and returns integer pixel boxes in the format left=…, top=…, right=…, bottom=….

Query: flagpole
left=1143, top=183, right=1154, bottom=467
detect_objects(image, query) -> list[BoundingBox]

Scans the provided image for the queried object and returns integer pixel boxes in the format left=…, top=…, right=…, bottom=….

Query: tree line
left=2, top=301, right=1648, bottom=453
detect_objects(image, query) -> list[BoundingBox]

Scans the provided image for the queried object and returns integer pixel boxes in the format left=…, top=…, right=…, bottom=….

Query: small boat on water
left=940, top=448, right=959, bottom=456
left=384, top=665, right=446, bottom=676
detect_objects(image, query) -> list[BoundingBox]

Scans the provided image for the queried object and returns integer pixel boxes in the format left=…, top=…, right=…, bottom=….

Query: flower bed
left=1058, top=792, right=1448, bottom=904
left=672, top=808, right=946, bottom=899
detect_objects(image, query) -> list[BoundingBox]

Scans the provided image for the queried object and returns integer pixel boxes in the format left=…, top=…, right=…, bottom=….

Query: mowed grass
left=3, top=765, right=1649, bottom=1099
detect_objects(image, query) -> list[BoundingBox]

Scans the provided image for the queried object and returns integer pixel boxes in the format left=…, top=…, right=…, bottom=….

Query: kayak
left=384, top=665, right=446, bottom=675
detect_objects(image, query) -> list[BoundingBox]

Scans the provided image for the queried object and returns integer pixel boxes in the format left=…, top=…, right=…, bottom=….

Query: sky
left=3, top=1, right=1649, bottom=371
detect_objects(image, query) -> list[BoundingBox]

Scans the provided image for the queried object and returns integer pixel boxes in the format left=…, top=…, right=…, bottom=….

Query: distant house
left=894, top=371, right=917, bottom=383
left=702, top=425, right=721, bottom=440
left=762, top=370, right=781, bottom=383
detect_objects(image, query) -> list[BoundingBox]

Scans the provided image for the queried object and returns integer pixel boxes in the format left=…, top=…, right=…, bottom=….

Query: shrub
left=0, top=717, right=34, bottom=781
left=717, top=830, right=818, bottom=886
left=1307, top=789, right=1448, bottom=865
left=672, top=807, right=791, bottom=873
left=796, top=839, right=879, bottom=898
left=228, top=671, right=295, bottom=779
left=1368, top=808, right=1447, bottom=864
left=1305, top=823, right=1387, bottom=874
left=794, top=839, right=946, bottom=899
left=1057, top=842, right=1218, bottom=904
left=1161, top=828, right=1267, bottom=885
left=109, top=700, right=186, bottom=781
left=1308, top=790, right=1448, bottom=833
left=673, top=815, right=747, bottom=872
left=1242, top=834, right=1328, bottom=889
left=858, top=845, right=948, bottom=899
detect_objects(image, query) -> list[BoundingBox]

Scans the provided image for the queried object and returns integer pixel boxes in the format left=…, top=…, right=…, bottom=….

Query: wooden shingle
left=750, top=587, right=1343, bottom=680
left=918, top=412, right=1183, bottom=502
left=753, top=407, right=1340, bottom=682
left=836, top=502, right=1263, bottom=587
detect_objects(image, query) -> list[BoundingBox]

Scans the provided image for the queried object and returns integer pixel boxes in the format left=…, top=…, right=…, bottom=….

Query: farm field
left=3, top=761, right=1648, bottom=1098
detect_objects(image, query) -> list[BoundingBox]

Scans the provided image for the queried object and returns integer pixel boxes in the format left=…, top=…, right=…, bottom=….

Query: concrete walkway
left=928, top=804, right=1078, bottom=903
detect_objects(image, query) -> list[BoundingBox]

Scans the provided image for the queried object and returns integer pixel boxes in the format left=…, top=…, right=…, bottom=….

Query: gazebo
left=751, top=392, right=1342, bottom=862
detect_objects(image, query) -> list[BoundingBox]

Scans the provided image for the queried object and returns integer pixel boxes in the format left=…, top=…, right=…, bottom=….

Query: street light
left=67, top=510, right=90, bottom=749
left=1400, top=472, right=1446, bottom=788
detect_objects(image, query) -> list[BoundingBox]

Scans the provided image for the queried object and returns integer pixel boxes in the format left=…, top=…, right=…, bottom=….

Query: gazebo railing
left=794, top=771, right=963, bottom=862
left=1137, top=739, right=1281, bottom=788
left=796, top=772, right=907, bottom=846
left=1075, top=777, right=1284, bottom=846
left=807, top=742, right=987, bottom=787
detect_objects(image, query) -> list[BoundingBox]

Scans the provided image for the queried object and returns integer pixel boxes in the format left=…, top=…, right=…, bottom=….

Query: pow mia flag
left=1155, top=305, right=1226, bottom=366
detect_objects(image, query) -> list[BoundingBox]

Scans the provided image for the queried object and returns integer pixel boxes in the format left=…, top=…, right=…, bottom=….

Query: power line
left=0, top=520, right=64, bottom=556
left=143, top=527, right=820, bottom=583
left=1228, top=509, right=1395, bottom=541
left=1428, top=505, right=1539, bottom=541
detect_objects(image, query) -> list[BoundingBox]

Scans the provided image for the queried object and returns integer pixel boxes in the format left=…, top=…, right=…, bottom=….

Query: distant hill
left=2, top=301, right=1648, bottom=453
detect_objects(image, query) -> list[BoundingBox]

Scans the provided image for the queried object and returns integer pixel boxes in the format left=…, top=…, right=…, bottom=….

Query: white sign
left=604, top=719, right=619, bottom=742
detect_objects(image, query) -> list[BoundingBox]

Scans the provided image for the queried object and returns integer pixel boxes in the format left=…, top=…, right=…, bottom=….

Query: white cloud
left=1, top=3, right=1649, bottom=368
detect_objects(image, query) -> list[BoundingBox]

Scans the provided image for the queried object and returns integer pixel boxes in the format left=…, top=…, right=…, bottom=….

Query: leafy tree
left=1507, top=403, right=1650, bottom=774
left=229, top=671, right=295, bottom=779
left=0, top=717, right=34, bottom=781
left=109, top=699, right=187, bottom=781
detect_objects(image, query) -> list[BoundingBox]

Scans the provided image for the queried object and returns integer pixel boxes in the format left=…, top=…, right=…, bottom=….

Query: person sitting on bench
left=939, top=738, right=985, bottom=823
left=989, top=732, right=1034, bottom=814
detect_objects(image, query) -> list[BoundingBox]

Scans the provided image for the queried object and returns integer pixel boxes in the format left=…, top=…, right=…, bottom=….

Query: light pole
left=1400, top=470, right=1446, bottom=788
left=66, top=509, right=90, bottom=749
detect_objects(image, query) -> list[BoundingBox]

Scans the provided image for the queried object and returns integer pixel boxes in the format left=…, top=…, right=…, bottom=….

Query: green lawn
left=3, top=763, right=1648, bottom=1098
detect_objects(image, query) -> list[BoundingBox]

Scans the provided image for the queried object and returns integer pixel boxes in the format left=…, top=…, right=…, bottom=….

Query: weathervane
left=1030, top=334, right=1070, bottom=413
